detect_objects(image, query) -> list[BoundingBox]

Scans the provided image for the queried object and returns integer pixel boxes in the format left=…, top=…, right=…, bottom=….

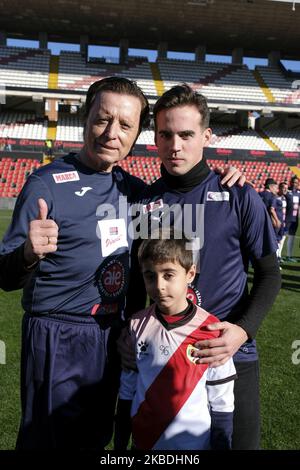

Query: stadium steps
left=289, top=166, right=300, bottom=179
left=48, top=55, right=60, bottom=89
left=47, top=121, right=57, bottom=140
left=150, top=63, right=165, bottom=96
left=252, top=70, right=276, bottom=103
left=256, top=129, right=281, bottom=151
left=0, top=49, right=43, bottom=65
left=282, top=89, right=300, bottom=104
left=63, top=75, right=106, bottom=90
left=210, top=127, right=244, bottom=146
left=214, top=127, right=242, bottom=138
left=196, top=64, right=243, bottom=87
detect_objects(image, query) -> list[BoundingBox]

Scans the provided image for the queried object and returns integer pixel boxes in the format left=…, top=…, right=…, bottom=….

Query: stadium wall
left=0, top=197, right=16, bottom=209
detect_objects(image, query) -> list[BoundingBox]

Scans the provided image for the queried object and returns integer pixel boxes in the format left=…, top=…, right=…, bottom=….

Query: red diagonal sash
left=132, top=313, right=220, bottom=449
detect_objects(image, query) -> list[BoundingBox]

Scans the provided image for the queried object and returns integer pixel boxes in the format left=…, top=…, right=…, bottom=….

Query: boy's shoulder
left=194, top=306, right=221, bottom=340
left=131, top=303, right=155, bottom=321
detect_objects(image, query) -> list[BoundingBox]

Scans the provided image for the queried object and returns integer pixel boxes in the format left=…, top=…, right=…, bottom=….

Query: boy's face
left=155, top=104, right=212, bottom=176
left=142, top=259, right=196, bottom=315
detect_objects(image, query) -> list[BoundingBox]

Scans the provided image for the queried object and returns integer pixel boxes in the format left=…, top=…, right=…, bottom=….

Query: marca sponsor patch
left=143, top=199, right=163, bottom=214
left=207, top=191, right=229, bottom=202
left=53, top=171, right=80, bottom=183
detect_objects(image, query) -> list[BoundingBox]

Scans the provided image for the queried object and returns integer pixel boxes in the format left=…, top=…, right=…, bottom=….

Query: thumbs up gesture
left=37, top=198, right=48, bottom=221
left=24, top=198, right=59, bottom=265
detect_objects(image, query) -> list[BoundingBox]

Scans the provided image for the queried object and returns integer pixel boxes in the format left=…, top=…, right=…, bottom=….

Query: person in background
left=44, top=138, right=53, bottom=157
left=4, top=136, right=12, bottom=152
left=276, top=182, right=288, bottom=263
left=259, top=178, right=281, bottom=232
left=284, top=176, right=300, bottom=262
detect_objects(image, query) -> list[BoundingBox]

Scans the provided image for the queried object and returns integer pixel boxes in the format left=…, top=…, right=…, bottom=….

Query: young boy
left=115, top=231, right=237, bottom=450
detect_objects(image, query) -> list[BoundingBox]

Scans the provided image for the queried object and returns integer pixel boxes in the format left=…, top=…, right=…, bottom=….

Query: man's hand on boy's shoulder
left=117, top=326, right=137, bottom=371
left=193, top=321, right=248, bottom=368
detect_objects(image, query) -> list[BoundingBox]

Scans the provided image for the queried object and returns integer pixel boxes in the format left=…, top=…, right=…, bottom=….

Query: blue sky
left=6, top=37, right=300, bottom=71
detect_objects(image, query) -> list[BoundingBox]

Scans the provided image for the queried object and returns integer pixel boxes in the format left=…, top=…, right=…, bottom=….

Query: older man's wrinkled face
left=82, top=91, right=142, bottom=172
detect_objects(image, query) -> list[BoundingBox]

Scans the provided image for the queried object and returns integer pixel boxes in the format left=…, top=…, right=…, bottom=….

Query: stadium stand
left=210, top=126, right=272, bottom=150
left=117, top=156, right=295, bottom=190
left=264, top=128, right=300, bottom=151
left=0, top=157, right=41, bottom=197
left=0, top=43, right=298, bottom=106
left=1, top=1, right=300, bottom=456
left=207, top=159, right=295, bottom=191
left=256, top=66, right=300, bottom=105
left=0, top=112, right=48, bottom=140
left=56, top=114, right=83, bottom=142
left=158, top=59, right=268, bottom=103
left=0, top=45, right=50, bottom=89
left=1, top=109, right=299, bottom=153
left=58, top=51, right=156, bottom=96
left=0, top=39, right=299, bottom=199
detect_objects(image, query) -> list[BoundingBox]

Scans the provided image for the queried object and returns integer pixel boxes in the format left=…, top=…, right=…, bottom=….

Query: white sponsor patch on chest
left=207, top=191, right=229, bottom=202
left=52, top=171, right=80, bottom=183
left=98, top=218, right=128, bottom=257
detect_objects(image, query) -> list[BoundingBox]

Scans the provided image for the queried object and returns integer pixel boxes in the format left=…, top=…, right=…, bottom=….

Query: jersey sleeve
left=262, top=192, right=276, bottom=210
left=239, top=186, right=278, bottom=260
left=270, top=194, right=277, bottom=210
left=0, top=173, right=54, bottom=290
left=119, top=320, right=138, bottom=400
left=206, top=358, right=236, bottom=449
left=119, top=370, right=138, bottom=401
left=206, top=358, right=236, bottom=412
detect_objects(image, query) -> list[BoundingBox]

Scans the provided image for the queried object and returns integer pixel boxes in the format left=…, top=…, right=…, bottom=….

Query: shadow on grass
left=280, top=263, right=300, bottom=272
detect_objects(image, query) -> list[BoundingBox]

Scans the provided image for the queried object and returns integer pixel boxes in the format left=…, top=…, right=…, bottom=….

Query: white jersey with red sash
left=119, top=304, right=236, bottom=450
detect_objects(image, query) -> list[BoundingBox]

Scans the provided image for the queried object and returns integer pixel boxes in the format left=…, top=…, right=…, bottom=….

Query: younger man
left=276, top=182, right=288, bottom=262
left=115, top=232, right=236, bottom=450
left=285, top=176, right=300, bottom=262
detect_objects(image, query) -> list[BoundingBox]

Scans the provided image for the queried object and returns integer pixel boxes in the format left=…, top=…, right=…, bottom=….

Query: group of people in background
left=259, top=175, right=300, bottom=263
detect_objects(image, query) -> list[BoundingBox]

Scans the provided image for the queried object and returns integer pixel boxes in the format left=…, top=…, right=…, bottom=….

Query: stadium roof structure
left=0, top=0, right=300, bottom=60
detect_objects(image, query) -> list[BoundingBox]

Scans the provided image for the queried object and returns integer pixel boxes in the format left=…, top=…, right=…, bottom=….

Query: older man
left=0, top=77, right=149, bottom=449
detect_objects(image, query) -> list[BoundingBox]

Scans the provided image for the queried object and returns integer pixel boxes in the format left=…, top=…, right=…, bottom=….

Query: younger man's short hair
left=153, top=84, right=210, bottom=129
left=138, top=229, right=194, bottom=272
